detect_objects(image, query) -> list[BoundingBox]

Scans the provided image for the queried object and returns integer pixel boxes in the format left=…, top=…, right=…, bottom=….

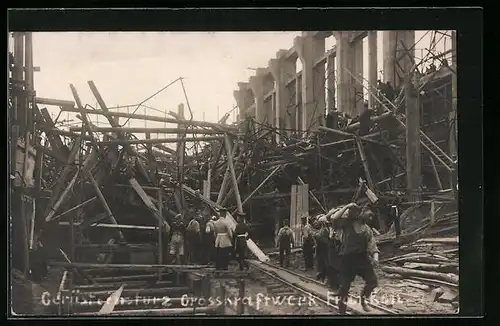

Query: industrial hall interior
left=9, top=30, right=458, bottom=316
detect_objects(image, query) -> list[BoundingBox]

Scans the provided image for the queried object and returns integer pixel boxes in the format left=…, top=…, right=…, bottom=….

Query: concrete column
left=334, top=31, right=354, bottom=117
left=235, top=82, right=251, bottom=120
left=269, top=50, right=295, bottom=140
left=326, top=53, right=335, bottom=110
left=234, top=82, right=251, bottom=134
left=383, top=31, right=398, bottom=85
left=404, top=82, right=421, bottom=201
left=249, top=73, right=265, bottom=129
left=383, top=31, right=415, bottom=88
left=295, top=74, right=302, bottom=132
left=367, top=31, right=378, bottom=109
left=353, top=38, right=364, bottom=115
left=294, top=33, right=325, bottom=133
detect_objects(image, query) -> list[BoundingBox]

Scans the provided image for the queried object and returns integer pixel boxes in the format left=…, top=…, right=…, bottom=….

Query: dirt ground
left=267, top=251, right=457, bottom=314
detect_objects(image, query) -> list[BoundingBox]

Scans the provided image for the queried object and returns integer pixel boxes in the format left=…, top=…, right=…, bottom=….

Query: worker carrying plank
left=328, top=202, right=380, bottom=315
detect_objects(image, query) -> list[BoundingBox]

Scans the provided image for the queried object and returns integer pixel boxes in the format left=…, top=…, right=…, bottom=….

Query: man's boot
left=360, top=296, right=371, bottom=312
left=338, top=297, right=347, bottom=315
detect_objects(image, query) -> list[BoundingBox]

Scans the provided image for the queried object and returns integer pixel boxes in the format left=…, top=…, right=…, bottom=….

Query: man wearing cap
left=276, top=219, right=294, bottom=268
left=234, top=212, right=250, bottom=271
left=301, top=217, right=314, bottom=271
left=203, top=212, right=218, bottom=265
left=313, top=215, right=330, bottom=283
left=329, top=203, right=380, bottom=314
left=185, top=210, right=202, bottom=264
left=169, top=213, right=186, bottom=265
left=213, top=207, right=233, bottom=270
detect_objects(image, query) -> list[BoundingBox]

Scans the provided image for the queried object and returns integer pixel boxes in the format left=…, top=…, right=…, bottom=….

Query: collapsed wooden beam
left=59, top=106, right=238, bottom=131
left=97, top=137, right=223, bottom=145
left=49, top=262, right=209, bottom=270
left=36, top=97, right=75, bottom=107
left=69, top=126, right=223, bottom=134
left=318, top=126, right=394, bottom=147
left=59, top=222, right=158, bottom=231
left=39, top=126, right=94, bottom=141
left=216, top=141, right=239, bottom=205
left=224, top=135, right=243, bottom=214
left=39, top=107, right=68, bottom=156
left=87, top=174, right=125, bottom=240
left=345, top=111, right=393, bottom=131
left=49, top=197, right=97, bottom=222
left=129, top=178, right=170, bottom=233
left=234, top=165, right=282, bottom=214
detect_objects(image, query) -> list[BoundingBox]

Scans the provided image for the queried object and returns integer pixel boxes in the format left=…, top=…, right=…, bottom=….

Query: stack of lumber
left=381, top=236, right=459, bottom=308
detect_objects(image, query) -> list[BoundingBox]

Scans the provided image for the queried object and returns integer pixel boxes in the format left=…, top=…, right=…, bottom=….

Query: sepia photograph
left=8, top=9, right=479, bottom=318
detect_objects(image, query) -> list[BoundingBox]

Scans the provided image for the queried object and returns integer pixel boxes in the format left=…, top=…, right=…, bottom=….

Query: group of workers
left=165, top=206, right=250, bottom=272
left=276, top=203, right=380, bottom=314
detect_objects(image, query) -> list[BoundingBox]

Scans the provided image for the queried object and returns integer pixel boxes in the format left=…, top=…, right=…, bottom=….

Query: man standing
left=234, top=212, right=250, bottom=271
left=169, top=214, right=186, bottom=265
left=314, top=215, right=330, bottom=283
left=276, top=219, right=294, bottom=268
left=204, top=214, right=218, bottom=265
left=185, top=211, right=201, bottom=264
left=329, top=203, right=380, bottom=314
left=302, top=217, right=314, bottom=271
left=213, top=208, right=233, bottom=270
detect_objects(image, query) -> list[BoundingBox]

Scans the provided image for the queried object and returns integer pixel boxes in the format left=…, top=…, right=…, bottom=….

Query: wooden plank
left=36, top=97, right=75, bottom=107
left=60, top=106, right=238, bottom=131
left=87, top=174, right=124, bottom=240
left=297, top=177, right=325, bottom=213
left=98, top=285, right=125, bottom=315
left=39, top=107, right=67, bottom=155
left=129, top=178, right=170, bottom=233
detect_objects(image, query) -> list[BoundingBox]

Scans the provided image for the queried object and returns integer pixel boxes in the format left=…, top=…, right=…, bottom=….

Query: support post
left=404, top=82, right=421, bottom=201
left=367, top=31, right=378, bottom=109
left=326, top=52, right=336, bottom=111
left=224, top=135, right=243, bottom=214
left=158, top=188, right=163, bottom=280
left=450, top=30, right=458, bottom=158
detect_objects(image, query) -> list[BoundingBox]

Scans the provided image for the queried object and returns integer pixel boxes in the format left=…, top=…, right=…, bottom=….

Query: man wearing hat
left=169, top=213, right=186, bottom=265
left=213, top=207, right=233, bottom=270
left=301, top=216, right=314, bottom=271
left=329, top=203, right=380, bottom=314
left=233, top=212, right=250, bottom=271
left=203, top=211, right=218, bottom=265
left=276, top=219, right=294, bottom=268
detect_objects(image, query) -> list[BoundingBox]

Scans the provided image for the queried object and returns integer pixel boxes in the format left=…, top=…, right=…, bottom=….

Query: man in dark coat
left=234, top=212, right=250, bottom=271
left=329, top=203, right=380, bottom=314
left=276, top=219, right=294, bottom=268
